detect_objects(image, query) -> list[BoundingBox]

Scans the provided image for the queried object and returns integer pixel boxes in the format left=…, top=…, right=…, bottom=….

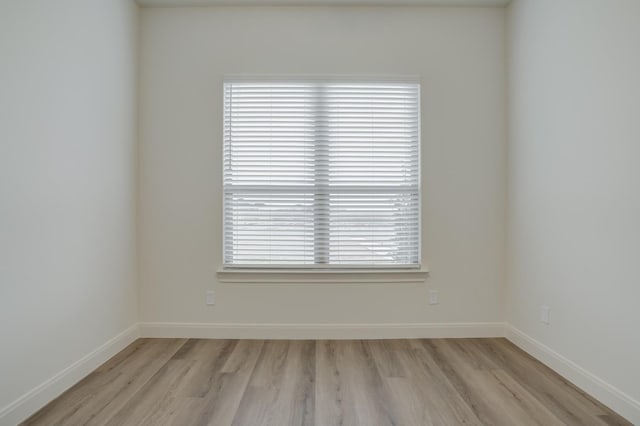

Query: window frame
left=221, top=75, right=422, bottom=271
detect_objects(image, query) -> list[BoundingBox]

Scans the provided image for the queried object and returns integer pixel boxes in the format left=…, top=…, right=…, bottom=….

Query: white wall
left=2, top=0, right=637, bottom=422
left=507, top=0, right=640, bottom=421
left=138, top=6, right=507, bottom=327
left=0, top=0, right=139, bottom=422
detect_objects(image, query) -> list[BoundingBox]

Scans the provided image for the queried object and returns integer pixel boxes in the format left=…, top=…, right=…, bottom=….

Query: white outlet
left=540, top=305, right=550, bottom=324
left=206, top=290, right=215, bottom=305
left=428, top=289, right=439, bottom=305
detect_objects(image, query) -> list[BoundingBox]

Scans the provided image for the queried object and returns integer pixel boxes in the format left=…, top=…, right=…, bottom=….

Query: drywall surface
left=139, top=6, right=507, bottom=325
left=0, top=0, right=139, bottom=419
left=507, top=0, right=640, bottom=414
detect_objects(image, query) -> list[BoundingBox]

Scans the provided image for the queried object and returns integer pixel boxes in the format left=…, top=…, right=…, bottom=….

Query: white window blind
left=223, top=78, right=420, bottom=268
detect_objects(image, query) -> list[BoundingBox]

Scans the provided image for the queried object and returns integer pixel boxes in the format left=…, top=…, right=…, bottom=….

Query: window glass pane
left=223, top=80, right=420, bottom=267
left=328, top=193, right=419, bottom=265
left=224, top=193, right=315, bottom=265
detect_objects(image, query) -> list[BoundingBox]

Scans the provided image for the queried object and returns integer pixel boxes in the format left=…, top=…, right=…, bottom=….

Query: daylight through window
left=223, top=79, right=420, bottom=268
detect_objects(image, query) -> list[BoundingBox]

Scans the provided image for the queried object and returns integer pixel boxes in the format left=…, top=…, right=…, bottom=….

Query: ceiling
left=137, top=0, right=510, bottom=7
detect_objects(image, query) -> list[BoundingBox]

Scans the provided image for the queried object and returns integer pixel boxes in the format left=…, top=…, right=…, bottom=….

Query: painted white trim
left=139, top=321, right=506, bottom=340
left=223, top=74, right=421, bottom=84
left=136, top=0, right=511, bottom=8
left=506, top=325, right=640, bottom=425
left=0, top=324, right=140, bottom=426
left=217, top=269, right=429, bottom=284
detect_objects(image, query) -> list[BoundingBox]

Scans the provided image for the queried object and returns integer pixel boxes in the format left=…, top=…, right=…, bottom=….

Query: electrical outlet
left=428, top=289, right=439, bottom=305
left=206, top=290, right=215, bottom=305
left=540, top=305, right=550, bottom=324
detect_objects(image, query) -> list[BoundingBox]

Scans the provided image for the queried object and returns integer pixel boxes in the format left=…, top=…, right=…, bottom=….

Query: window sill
left=216, top=268, right=429, bottom=284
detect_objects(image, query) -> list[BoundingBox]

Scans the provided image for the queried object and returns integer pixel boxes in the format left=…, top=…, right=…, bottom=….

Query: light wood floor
left=23, top=338, right=630, bottom=426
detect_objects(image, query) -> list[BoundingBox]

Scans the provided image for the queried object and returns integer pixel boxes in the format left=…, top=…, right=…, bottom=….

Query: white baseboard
left=138, top=321, right=507, bottom=340
left=0, top=324, right=140, bottom=426
left=5, top=323, right=636, bottom=425
left=506, top=325, right=640, bottom=425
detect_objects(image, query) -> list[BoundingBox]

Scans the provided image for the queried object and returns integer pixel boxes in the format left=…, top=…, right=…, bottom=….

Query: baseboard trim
left=0, top=324, right=140, bottom=426
left=5, top=323, right=636, bottom=425
left=138, top=321, right=507, bottom=340
left=506, top=325, right=640, bottom=425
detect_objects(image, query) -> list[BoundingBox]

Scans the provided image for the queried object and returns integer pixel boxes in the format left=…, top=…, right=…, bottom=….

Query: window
left=223, top=78, right=420, bottom=268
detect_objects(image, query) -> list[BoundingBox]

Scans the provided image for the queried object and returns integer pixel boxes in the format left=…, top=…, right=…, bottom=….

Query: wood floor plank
left=104, top=358, right=198, bottom=426
left=261, top=340, right=315, bottom=426
left=366, top=339, right=408, bottom=379
left=21, top=338, right=632, bottom=426
left=231, top=340, right=315, bottom=426
left=138, top=396, right=204, bottom=426
left=107, top=339, right=241, bottom=426
left=396, top=339, right=484, bottom=425
left=419, top=339, right=556, bottom=426
left=173, top=339, right=238, bottom=398
left=22, top=339, right=187, bottom=426
left=470, top=338, right=618, bottom=426
left=231, top=340, right=291, bottom=426
left=139, top=340, right=265, bottom=426
left=412, top=339, right=507, bottom=425
left=315, top=340, right=360, bottom=426
left=197, top=339, right=265, bottom=426
left=339, top=341, right=398, bottom=426
left=440, top=339, right=565, bottom=426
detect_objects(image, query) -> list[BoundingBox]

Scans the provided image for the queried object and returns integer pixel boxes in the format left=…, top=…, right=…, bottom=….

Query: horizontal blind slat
left=224, top=80, right=420, bottom=266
